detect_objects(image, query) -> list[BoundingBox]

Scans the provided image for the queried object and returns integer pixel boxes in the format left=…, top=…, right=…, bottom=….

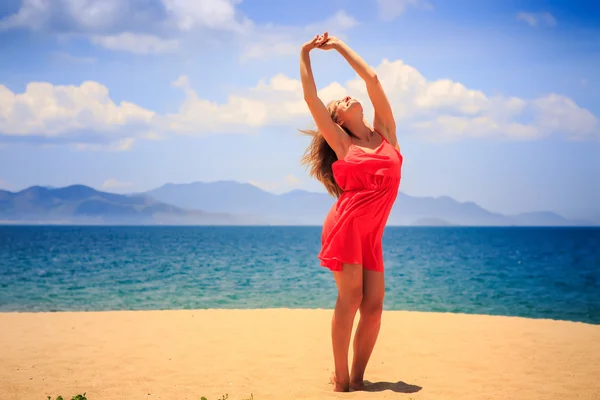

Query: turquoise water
left=0, top=226, right=598, bottom=324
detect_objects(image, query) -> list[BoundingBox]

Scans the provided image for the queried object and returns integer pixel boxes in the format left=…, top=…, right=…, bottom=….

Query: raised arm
left=300, top=36, right=350, bottom=159
left=320, top=34, right=398, bottom=149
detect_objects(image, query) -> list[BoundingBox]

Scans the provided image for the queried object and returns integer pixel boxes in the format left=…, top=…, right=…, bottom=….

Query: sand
left=1, top=309, right=599, bottom=400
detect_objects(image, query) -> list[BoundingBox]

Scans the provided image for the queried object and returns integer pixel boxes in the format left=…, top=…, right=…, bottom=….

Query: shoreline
left=1, top=307, right=599, bottom=323
left=2, top=308, right=599, bottom=399
left=2, top=223, right=599, bottom=227
left=1, top=307, right=598, bottom=326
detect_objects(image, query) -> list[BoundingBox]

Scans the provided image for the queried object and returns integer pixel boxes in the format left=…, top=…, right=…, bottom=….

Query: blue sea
left=0, top=226, right=599, bottom=324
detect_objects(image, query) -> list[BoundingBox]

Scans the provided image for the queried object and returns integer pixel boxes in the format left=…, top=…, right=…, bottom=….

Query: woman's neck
left=344, top=119, right=373, bottom=142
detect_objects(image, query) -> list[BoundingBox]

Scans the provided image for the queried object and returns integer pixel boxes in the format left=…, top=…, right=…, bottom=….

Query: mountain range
left=0, top=181, right=594, bottom=226
left=0, top=184, right=257, bottom=225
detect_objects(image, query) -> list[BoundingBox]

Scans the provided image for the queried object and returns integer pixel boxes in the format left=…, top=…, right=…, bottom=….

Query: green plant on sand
left=201, top=394, right=254, bottom=400
left=47, top=394, right=87, bottom=400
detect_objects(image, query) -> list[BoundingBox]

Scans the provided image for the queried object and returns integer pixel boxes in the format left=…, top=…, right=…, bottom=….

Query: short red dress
left=319, top=130, right=403, bottom=272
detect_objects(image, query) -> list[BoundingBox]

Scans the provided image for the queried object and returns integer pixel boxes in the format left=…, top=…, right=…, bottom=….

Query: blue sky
left=0, top=0, right=599, bottom=220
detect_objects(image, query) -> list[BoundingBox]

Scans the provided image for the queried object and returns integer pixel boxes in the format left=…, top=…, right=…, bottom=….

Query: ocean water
left=0, top=226, right=598, bottom=324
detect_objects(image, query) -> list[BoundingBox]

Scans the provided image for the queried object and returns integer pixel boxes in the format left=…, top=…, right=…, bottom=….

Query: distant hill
left=0, top=185, right=265, bottom=225
left=144, top=181, right=590, bottom=226
left=144, top=181, right=334, bottom=224
left=0, top=181, right=592, bottom=226
left=143, top=181, right=277, bottom=219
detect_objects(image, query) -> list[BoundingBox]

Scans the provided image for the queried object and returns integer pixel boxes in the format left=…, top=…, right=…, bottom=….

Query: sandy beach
left=1, top=309, right=599, bottom=400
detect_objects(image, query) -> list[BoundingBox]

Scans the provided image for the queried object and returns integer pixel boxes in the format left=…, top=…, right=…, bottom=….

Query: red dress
left=319, top=130, right=403, bottom=272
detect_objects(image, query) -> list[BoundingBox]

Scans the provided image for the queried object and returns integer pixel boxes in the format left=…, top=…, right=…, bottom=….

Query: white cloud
left=0, top=0, right=247, bottom=33
left=90, top=33, right=179, bottom=54
left=161, top=58, right=598, bottom=142
left=1, top=58, right=598, bottom=148
left=161, top=73, right=308, bottom=134
left=239, top=10, right=359, bottom=61
left=365, top=59, right=597, bottom=141
left=305, top=9, right=360, bottom=32
left=1, top=0, right=150, bottom=32
left=377, top=0, right=433, bottom=21
left=532, top=94, right=597, bottom=140
left=101, top=178, right=134, bottom=190
left=285, top=174, right=301, bottom=186
left=0, top=0, right=251, bottom=54
left=1, top=1, right=359, bottom=58
left=161, top=0, right=249, bottom=33
left=516, top=12, right=557, bottom=27
left=0, top=177, right=10, bottom=189
left=248, top=180, right=268, bottom=191
left=0, top=0, right=51, bottom=30
left=0, top=81, right=155, bottom=148
left=249, top=174, right=302, bottom=193
left=73, top=138, right=137, bottom=152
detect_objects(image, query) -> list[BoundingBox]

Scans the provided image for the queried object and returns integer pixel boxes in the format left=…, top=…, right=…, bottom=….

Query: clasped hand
left=302, top=32, right=341, bottom=52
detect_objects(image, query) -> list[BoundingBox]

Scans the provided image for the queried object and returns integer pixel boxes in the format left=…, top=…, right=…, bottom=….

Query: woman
left=299, top=32, right=403, bottom=392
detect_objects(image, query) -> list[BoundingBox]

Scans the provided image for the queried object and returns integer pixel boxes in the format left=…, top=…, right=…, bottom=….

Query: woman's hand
left=315, top=32, right=342, bottom=51
left=302, top=34, right=324, bottom=53
left=302, top=32, right=343, bottom=53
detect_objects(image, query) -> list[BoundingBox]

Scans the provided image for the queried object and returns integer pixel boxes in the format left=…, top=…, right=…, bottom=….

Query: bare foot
left=350, top=380, right=366, bottom=391
left=330, top=372, right=350, bottom=392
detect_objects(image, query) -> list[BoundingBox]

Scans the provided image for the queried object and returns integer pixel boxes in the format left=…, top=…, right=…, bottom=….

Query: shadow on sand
left=362, top=380, right=423, bottom=393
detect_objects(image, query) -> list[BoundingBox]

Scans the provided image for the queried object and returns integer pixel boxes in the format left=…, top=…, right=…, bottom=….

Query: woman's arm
left=323, top=35, right=398, bottom=149
left=300, top=36, right=349, bottom=157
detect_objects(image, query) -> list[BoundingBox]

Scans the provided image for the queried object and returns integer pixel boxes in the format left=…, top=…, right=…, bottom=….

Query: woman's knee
left=360, top=295, right=384, bottom=319
left=334, top=264, right=364, bottom=311
left=338, top=285, right=363, bottom=311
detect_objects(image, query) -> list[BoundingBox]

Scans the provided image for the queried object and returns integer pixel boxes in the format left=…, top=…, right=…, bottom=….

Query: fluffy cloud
left=101, top=178, right=134, bottom=190
left=0, top=0, right=248, bottom=33
left=354, top=59, right=597, bottom=141
left=0, top=81, right=155, bottom=148
left=170, top=57, right=595, bottom=142
left=0, top=0, right=252, bottom=54
left=161, top=0, right=248, bottom=32
left=73, top=138, right=137, bottom=152
left=249, top=174, right=302, bottom=193
left=377, top=0, right=433, bottom=21
left=162, top=73, right=308, bottom=133
left=90, top=33, right=179, bottom=54
left=0, top=0, right=353, bottom=57
left=516, top=12, right=557, bottom=27
left=285, top=174, right=301, bottom=186
left=240, top=10, right=359, bottom=61
left=1, top=58, right=598, bottom=148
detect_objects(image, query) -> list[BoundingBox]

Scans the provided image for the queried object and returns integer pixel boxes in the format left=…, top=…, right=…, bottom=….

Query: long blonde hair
left=299, top=100, right=355, bottom=198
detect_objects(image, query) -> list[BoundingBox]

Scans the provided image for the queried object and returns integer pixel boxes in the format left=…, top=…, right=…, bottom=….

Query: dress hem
left=318, top=256, right=384, bottom=272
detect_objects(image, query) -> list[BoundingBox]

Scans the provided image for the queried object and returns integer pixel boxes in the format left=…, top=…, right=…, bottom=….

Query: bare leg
left=330, top=263, right=363, bottom=392
left=350, top=268, right=385, bottom=390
